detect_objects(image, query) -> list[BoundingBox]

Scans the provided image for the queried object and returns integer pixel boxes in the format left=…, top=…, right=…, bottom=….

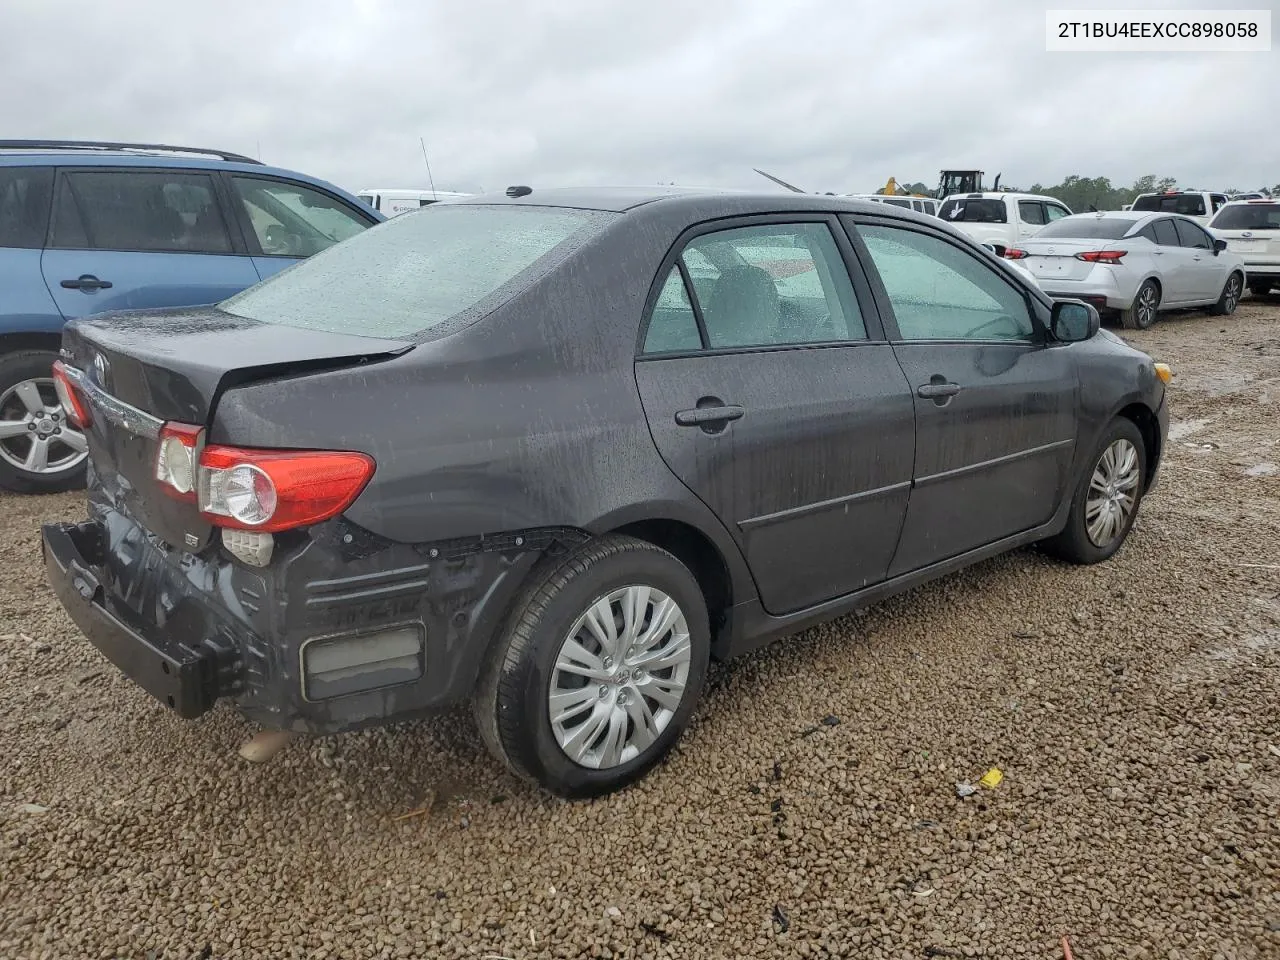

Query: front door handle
left=61, top=275, right=113, bottom=292
left=675, top=403, right=745, bottom=429
left=917, top=381, right=961, bottom=400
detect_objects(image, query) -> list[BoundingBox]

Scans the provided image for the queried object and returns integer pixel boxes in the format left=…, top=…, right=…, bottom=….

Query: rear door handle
left=675, top=404, right=745, bottom=428
left=917, top=381, right=961, bottom=400
left=61, top=275, right=113, bottom=291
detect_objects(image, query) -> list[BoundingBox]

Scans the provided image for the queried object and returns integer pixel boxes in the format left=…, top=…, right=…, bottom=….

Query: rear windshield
left=939, top=198, right=1007, bottom=223
left=1033, top=217, right=1134, bottom=240
left=1209, top=203, right=1280, bottom=230
left=221, top=205, right=616, bottom=338
left=1132, top=193, right=1206, bottom=217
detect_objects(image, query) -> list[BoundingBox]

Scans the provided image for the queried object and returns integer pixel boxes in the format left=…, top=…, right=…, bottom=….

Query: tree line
left=887, top=175, right=1277, bottom=210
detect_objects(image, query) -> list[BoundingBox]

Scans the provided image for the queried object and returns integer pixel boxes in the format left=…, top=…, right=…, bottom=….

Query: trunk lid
left=63, top=306, right=413, bottom=550
left=1017, top=238, right=1118, bottom=282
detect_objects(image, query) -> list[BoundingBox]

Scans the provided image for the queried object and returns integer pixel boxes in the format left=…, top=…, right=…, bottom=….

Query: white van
left=356, top=188, right=473, bottom=217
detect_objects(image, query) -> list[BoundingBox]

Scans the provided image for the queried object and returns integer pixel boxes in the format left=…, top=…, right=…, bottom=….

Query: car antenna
left=419, top=136, right=437, bottom=202
left=753, top=168, right=808, bottom=194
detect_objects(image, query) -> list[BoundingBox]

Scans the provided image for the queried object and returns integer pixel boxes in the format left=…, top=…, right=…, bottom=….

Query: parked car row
left=35, top=174, right=1172, bottom=796
left=0, top=140, right=383, bottom=492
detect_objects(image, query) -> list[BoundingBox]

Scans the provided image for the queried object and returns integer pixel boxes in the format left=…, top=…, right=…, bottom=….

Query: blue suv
left=0, top=140, right=384, bottom=493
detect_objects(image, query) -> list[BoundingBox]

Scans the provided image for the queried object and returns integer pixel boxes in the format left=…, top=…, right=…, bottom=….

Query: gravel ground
left=2, top=301, right=1279, bottom=960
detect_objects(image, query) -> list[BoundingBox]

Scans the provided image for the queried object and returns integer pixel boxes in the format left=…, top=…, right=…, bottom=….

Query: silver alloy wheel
left=548, top=584, right=692, bottom=770
left=1085, top=438, right=1140, bottom=547
left=1223, top=275, right=1241, bottom=313
left=0, top=377, right=89, bottom=476
left=1136, top=284, right=1158, bottom=327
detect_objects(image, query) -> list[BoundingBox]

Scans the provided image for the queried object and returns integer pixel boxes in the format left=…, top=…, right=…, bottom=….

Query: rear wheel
left=1042, top=417, right=1147, bottom=565
left=1121, top=280, right=1159, bottom=330
left=1208, top=272, right=1243, bottom=316
left=474, top=535, right=711, bottom=798
left=0, top=350, right=89, bottom=494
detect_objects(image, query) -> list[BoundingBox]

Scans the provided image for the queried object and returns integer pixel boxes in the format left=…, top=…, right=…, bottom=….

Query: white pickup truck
left=1130, top=190, right=1229, bottom=227
left=937, top=192, right=1073, bottom=255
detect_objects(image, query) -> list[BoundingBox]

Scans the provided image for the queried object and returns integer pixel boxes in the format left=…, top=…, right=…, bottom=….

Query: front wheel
left=1208, top=272, right=1243, bottom=316
left=1121, top=281, right=1160, bottom=330
left=474, top=535, right=711, bottom=798
left=1042, top=418, right=1148, bottom=565
left=0, top=350, right=90, bottom=494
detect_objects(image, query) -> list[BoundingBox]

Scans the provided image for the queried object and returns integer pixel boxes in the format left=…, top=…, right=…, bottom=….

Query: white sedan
left=1208, top=199, right=1280, bottom=297
left=1005, top=211, right=1246, bottom=329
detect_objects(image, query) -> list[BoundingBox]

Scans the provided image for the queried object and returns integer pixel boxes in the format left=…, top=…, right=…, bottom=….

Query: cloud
left=2, top=0, right=1275, bottom=196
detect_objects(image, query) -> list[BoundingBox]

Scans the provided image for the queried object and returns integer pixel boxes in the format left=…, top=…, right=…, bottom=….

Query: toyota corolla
left=43, top=187, right=1170, bottom=797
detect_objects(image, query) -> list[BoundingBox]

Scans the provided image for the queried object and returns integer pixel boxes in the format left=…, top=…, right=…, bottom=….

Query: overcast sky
left=3, top=0, right=1276, bottom=196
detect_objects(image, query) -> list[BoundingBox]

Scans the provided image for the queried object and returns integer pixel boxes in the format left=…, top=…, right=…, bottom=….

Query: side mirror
left=1213, top=238, right=1228, bottom=254
left=1051, top=299, right=1099, bottom=343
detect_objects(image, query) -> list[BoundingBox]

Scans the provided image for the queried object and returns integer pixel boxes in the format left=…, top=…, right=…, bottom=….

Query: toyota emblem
left=92, top=352, right=109, bottom=387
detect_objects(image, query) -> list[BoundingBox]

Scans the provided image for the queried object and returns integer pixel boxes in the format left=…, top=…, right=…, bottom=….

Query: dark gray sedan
left=43, top=187, right=1170, bottom=797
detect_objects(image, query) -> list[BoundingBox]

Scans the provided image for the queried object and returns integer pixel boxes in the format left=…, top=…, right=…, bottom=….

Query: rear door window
left=1151, top=218, right=1180, bottom=246
left=675, top=222, right=866, bottom=348
left=49, top=170, right=233, bottom=253
left=0, top=166, right=53, bottom=249
left=642, top=268, right=702, bottom=354
left=1017, top=201, right=1046, bottom=225
left=1173, top=219, right=1211, bottom=249
left=230, top=177, right=373, bottom=258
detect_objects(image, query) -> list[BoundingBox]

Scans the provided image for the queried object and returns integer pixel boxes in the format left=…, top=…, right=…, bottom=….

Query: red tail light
left=1075, top=250, right=1126, bottom=263
left=1003, top=248, right=1029, bottom=260
left=51, top=361, right=92, bottom=428
left=196, top=446, right=375, bottom=532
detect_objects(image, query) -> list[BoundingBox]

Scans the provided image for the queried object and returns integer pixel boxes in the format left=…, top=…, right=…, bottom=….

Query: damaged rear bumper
left=43, top=521, right=221, bottom=719
left=42, top=512, right=555, bottom=734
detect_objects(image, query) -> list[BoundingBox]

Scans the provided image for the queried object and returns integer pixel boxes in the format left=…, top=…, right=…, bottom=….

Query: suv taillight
left=51, top=361, right=92, bottom=428
left=197, top=445, right=375, bottom=532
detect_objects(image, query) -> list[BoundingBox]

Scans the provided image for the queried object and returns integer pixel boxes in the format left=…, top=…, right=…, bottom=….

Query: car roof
left=450, top=185, right=921, bottom=216
left=0, top=144, right=375, bottom=214
left=942, top=192, right=1062, bottom=203
left=359, top=188, right=473, bottom=197
left=1058, top=210, right=1148, bottom=221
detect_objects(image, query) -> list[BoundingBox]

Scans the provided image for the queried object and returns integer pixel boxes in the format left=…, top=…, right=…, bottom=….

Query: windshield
left=221, top=205, right=617, bottom=338
left=1133, top=193, right=1206, bottom=216
left=1034, top=218, right=1134, bottom=240
left=939, top=198, right=1007, bottom=223
left=1210, top=203, right=1280, bottom=230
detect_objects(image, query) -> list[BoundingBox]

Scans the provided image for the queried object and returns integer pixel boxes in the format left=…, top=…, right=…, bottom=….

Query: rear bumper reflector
left=300, top=625, right=425, bottom=701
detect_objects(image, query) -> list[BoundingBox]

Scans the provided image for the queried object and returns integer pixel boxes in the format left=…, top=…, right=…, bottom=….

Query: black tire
left=1120, top=280, right=1160, bottom=330
left=474, top=534, right=711, bottom=799
left=1208, top=272, right=1244, bottom=316
left=0, top=350, right=89, bottom=494
left=1042, top=417, right=1147, bottom=565
left=1248, top=280, right=1273, bottom=297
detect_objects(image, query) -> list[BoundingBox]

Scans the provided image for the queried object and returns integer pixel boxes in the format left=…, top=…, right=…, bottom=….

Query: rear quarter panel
left=209, top=209, right=758, bottom=602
